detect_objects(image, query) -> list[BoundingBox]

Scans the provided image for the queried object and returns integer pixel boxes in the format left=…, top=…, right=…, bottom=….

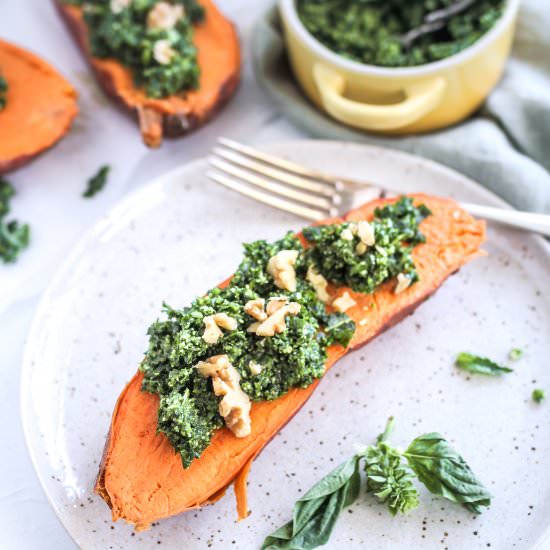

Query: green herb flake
left=455, top=352, right=513, bottom=376
left=508, top=348, right=523, bottom=361
left=0, top=178, right=30, bottom=264
left=66, top=0, right=205, bottom=98
left=83, top=165, right=110, bottom=198
left=297, top=0, right=505, bottom=68
left=532, top=389, right=545, bottom=404
left=0, top=73, right=7, bottom=110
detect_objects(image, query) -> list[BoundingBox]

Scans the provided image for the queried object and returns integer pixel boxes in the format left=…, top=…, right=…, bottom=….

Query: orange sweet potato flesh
left=54, top=0, right=240, bottom=147
left=95, top=194, right=486, bottom=529
left=0, top=39, right=78, bottom=174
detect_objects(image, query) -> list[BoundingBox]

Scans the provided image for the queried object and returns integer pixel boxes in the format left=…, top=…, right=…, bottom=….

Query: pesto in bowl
left=296, top=0, right=505, bottom=68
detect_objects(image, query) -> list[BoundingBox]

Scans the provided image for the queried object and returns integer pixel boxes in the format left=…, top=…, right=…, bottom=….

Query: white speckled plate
left=22, top=141, right=550, bottom=550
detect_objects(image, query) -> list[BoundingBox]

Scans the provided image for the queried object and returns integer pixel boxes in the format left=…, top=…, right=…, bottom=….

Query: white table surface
left=0, top=1, right=304, bottom=548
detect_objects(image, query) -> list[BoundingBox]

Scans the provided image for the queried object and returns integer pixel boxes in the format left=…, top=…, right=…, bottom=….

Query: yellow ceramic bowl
left=278, top=0, right=520, bottom=134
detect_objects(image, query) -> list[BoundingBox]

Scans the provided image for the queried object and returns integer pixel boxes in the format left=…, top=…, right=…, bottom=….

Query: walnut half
left=267, top=249, right=299, bottom=292
left=196, top=355, right=251, bottom=438
left=202, top=313, right=238, bottom=344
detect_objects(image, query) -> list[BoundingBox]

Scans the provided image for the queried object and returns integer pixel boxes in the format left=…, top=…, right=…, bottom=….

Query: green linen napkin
left=251, top=2, right=550, bottom=214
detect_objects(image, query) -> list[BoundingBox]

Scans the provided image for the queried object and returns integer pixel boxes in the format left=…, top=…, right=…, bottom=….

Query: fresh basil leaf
left=325, top=312, right=355, bottom=348
left=262, top=455, right=361, bottom=550
left=404, top=433, right=491, bottom=513
left=455, top=352, right=513, bottom=376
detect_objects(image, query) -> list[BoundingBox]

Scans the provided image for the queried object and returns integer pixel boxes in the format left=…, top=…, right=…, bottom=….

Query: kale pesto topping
left=0, top=73, right=7, bottom=110
left=303, top=197, right=431, bottom=293
left=296, top=0, right=505, bottom=68
left=68, top=0, right=205, bottom=98
left=140, top=197, right=428, bottom=468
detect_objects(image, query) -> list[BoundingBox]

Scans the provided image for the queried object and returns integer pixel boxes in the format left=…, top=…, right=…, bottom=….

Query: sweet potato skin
left=0, top=40, right=78, bottom=174
left=95, top=195, right=486, bottom=529
left=54, top=0, right=240, bottom=147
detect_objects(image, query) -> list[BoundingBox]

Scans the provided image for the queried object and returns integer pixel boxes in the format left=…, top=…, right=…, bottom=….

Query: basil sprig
left=263, top=418, right=491, bottom=550
left=455, top=352, right=513, bottom=376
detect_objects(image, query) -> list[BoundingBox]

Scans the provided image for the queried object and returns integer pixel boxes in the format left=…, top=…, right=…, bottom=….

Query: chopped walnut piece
left=202, top=313, right=238, bottom=344
left=202, top=316, right=223, bottom=344
left=253, top=302, right=301, bottom=337
left=332, top=291, right=357, bottom=312
left=394, top=273, right=412, bottom=294
left=212, top=313, right=238, bottom=331
left=341, top=228, right=354, bottom=241
left=153, top=39, right=176, bottom=65
left=249, top=361, right=263, bottom=376
left=357, top=221, right=375, bottom=246
left=147, top=1, right=184, bottom=30
left=244, top=299, right=267, bottom=321
left=355, top=241, right=367, bottom=256
left=306, top=266, right=330, bottom=303
left=266, top=296, right=288, bottom=315
left=196, top=355, right=251, bottom=438
left=267, top=250, right=299, bottom=292
left=110, top=0, right=131, bottom=13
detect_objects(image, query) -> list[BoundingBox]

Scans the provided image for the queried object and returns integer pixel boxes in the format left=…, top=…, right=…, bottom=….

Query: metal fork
left=207, top=137, right=550, bottom=237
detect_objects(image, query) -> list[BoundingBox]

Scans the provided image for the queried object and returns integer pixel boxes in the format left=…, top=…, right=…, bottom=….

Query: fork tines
left=207, top=137, right=341, bottom=221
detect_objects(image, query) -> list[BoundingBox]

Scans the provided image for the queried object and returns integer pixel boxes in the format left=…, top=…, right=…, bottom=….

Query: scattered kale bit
left=0, top=73, right=7, bottom=110
left=263, top=417, right=490, bottom=550
left=68, top=0, right=205, bottom=98
left=532, top=389, right=545, bottom=404
left=303, top=197, right=430, bottom=293
left=297, top=0, right=505, bottom=68
left=0, top=178, right=30, bottom=264
left=83, top=165, right=110, bottom=198
left=455, top=352, right=513, bottom=376
left=508, top=347, right=523, bottom=361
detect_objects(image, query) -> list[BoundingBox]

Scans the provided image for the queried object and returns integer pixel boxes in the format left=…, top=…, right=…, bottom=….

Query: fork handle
left=462, top=203, right=550, bottom=237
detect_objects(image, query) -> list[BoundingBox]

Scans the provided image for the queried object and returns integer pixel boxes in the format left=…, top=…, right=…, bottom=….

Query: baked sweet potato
left=96, top=194, right=486, bottom=529
left=54, top=0, right=240, bottom=148
left=0, top=39, right=78, bottom=174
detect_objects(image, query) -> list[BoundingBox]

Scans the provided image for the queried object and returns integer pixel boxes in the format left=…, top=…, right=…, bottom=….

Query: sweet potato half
left=0, top=39, right=78, bottom=174
left=54, top=0, right=240, bottom=147
left=96, top=194, right=486, bottom=530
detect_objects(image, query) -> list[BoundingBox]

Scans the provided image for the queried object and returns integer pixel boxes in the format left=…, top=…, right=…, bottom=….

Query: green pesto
left=0, top=73, right=7, bottom=110
left=303, top=197, right=431, bottom=293
left=0, top=178, right=30, bottom=264
left=141, top=198, right=428, bottom=468
left=67, top=0, right=204, bottom=98
left=296, top=0, right=505, bottom=68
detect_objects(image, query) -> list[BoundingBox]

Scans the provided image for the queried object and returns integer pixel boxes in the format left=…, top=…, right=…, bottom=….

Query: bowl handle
left=313, top=63, right=446, bottom=131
